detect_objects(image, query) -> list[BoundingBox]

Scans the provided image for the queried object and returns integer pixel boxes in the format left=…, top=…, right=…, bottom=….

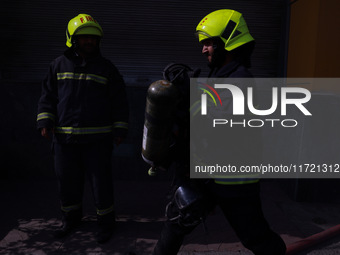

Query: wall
left=284, top=0, right=340, bottom=201
left=287, top=0, right=340, bottom=80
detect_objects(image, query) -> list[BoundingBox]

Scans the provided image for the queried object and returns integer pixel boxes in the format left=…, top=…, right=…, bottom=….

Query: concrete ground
left=1, top=179, right=340, bottom=255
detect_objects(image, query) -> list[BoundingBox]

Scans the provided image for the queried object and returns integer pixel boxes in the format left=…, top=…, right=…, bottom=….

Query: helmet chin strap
left=72, top=39, right=78, bottom=49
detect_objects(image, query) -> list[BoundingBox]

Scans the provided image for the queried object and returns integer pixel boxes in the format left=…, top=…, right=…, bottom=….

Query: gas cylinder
left=142, top=79, right=180, bottom=172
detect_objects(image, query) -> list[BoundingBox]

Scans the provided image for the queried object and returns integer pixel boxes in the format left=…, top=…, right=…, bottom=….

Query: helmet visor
left=195, top=31, right=213, bottom=42
left=75, top=26, right=103, bottom=37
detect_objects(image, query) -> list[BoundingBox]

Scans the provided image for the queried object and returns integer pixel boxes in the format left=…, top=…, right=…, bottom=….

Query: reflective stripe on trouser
left=97, top=205, right=114, bottom=216
left=61, top=203, right=82, bottom=213
left=54, top=140, right=114, bottom=213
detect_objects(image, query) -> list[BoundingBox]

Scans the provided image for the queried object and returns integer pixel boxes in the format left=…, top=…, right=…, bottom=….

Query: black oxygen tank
left=142, top=79, right=180, bottom=174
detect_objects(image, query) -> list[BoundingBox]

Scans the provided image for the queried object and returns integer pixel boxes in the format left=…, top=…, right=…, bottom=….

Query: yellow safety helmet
left=66, top=14, right=103, bottom=47
left=196, top=9, right=254, bottom=51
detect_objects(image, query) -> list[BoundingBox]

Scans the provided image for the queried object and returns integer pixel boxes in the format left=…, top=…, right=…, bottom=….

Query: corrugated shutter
left=1, top=0, right=286, bottom=84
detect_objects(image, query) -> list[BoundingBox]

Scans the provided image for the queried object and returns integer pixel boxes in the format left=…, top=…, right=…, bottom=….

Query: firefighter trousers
left=153, top=182, right=286, bottom=255
left=53, top=140, right=114, bottom=216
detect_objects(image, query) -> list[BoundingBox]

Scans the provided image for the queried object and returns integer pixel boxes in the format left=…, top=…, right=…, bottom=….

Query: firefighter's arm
left=110, top=64, right=129, bottom=142
left=37, top=63, right=58, bottom=133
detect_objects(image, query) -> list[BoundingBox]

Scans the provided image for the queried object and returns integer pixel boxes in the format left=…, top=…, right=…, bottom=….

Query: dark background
left=1, top=0, right=340, bottom=202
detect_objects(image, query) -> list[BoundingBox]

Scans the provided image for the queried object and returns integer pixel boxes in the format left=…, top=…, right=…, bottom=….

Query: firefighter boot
left=97, top=211, right=115, bottom=244
left=54, top=209, right=82, bottom=239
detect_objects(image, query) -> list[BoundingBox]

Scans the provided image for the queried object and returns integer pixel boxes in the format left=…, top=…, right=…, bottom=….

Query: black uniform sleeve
left=36, top=62, right=58, bottom=129
left=109, top=64, right=129, bottom=138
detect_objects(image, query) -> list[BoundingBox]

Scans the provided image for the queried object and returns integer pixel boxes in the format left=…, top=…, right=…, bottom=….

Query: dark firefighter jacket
left=37, top=49, right=129, bottom=144
left=208, top=60, right=253, bottom=78
left=187, top=60, right=262, bottom=188
left=208, top=61, right=262, bottom=186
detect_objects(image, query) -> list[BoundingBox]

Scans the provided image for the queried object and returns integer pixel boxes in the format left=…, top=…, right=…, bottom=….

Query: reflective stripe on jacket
left=214, top=177, right=260, bottom=185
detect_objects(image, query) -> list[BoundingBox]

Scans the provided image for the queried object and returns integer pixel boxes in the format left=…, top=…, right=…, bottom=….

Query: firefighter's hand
left=114, top=137, right=124, bottom=146
left=41, top=128, right=54, bottom=140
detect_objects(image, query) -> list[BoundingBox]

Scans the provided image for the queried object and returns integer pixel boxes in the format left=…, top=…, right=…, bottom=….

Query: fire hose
left=286, top=224, right=340, bottom=254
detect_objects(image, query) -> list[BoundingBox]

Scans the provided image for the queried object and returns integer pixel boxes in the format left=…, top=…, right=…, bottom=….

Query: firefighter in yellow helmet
left=196, top=9, right=255, bottom=75
left=153, top=10, right=286, bottom=255
left=37, top=14, right=129, bottom=243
